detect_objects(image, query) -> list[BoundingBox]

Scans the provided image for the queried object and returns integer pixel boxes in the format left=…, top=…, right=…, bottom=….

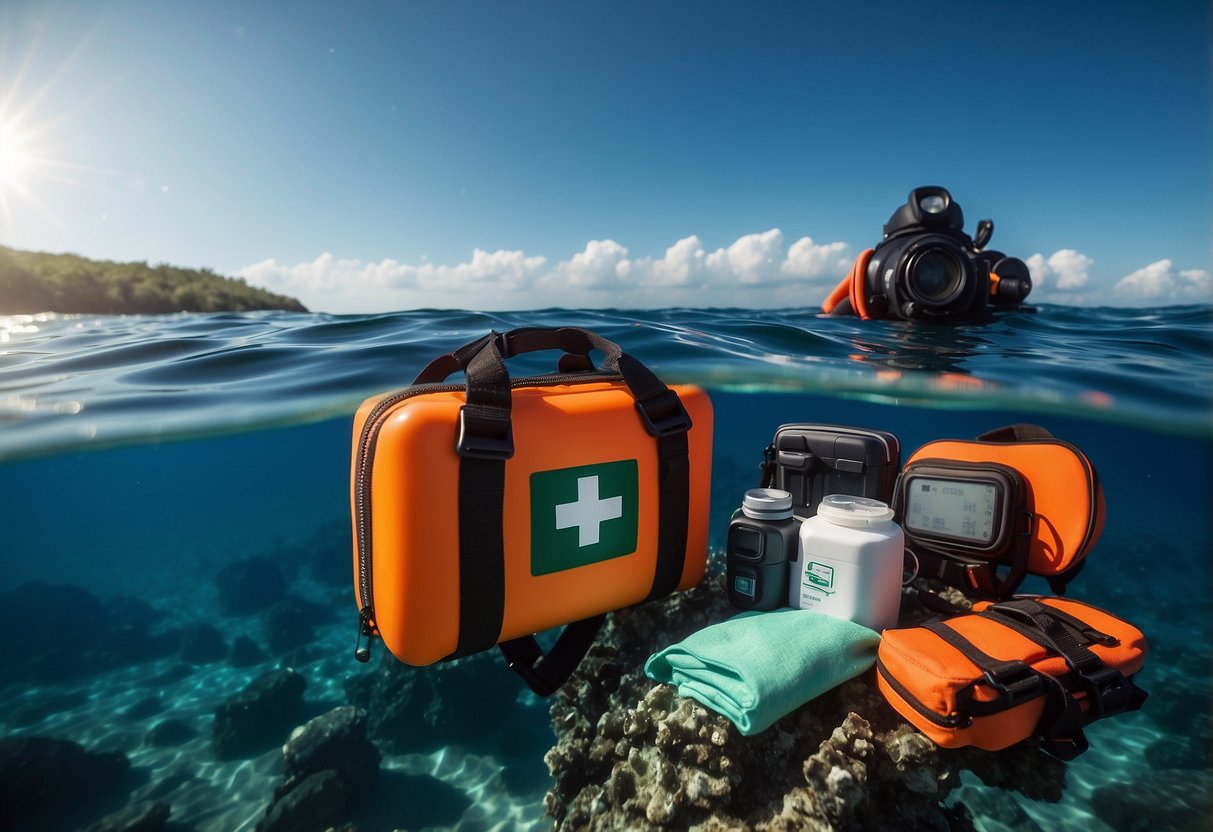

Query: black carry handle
left=977, top=424, right=1055, bottom=443
left=413, top=327, right=693, bottom=695
left=413, top=328, right=602, bottom=385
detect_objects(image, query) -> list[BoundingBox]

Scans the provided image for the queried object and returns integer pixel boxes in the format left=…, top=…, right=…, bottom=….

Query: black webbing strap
left=981, top=599, right=1140, bottom=720
left=758, top=443, right=777, bottom=488
left=976, top=424, right=1056, bottom=443
left=498, top=614, right=606, bottom=696
left=923, top=620, right=1047, bottom=716
left=451, top=338, right=515, bottom=658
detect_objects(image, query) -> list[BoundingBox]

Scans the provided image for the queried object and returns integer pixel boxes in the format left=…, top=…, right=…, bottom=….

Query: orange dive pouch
left=893, top=425, right=1105, bottom=600
left=350, top=327, right=713, bottom=695
left=876, top=597, right=1147, bottom=760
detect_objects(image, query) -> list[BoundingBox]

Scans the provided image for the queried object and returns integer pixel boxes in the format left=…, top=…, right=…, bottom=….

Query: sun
left=0, top=117, right=38, bottom=196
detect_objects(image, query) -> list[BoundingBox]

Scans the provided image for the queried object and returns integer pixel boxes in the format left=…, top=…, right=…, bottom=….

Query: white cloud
left=782, top=236, right=851, bottom=279
left=1026, top=249, right=1093, bottom=291
left=549, top=240, right=630, bottom=289
left=240, top=230, right=853, bottom=312
left=705, top=229, right=784, bottom=284
left=239, top=237, right=1208, bottom=312
left=1112, top=259, right=1212, bottom=304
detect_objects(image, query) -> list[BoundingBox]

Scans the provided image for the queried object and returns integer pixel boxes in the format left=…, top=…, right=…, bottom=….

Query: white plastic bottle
left=790, top=495, right=905, bottom=632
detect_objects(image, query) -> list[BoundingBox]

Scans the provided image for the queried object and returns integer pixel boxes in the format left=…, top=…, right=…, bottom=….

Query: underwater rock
left=544, top=570, right=1063, bottom=830
left=1144, top=734, right=1211, bottom=770
left=122, top=695, right=165, bottom=720
left=281, top=705, right=380, bottom=800
left=144, top=717, right=197, bottom=747
left=256, top=769, right=346, bottom=832
left=212, top=668, right=307, bottom=759
left=178, top=622, right=228, bottom=663
left=0, top=735, right=130, bottom=829
left=0, top=581, right=110, bottom=682
left=959, top=787, right=1043, bottom=832
left=263, top=595, right=332, bottom=655
left=216, top=555, right=288, bottom=616
left=144, top=662, right=194, bottom=687
left=344, top=648, right=523, bottom=754
left=80, top=799, right=171, bottom=832
left=230, top=634, right=270, bottom=667
left=302, top=520, right=352, bottom=587
left=1091, top=768, right=1213, bottom=832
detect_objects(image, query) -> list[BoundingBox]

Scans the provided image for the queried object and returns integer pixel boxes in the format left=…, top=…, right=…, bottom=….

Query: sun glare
left=0, top=118, right=37, bottom=194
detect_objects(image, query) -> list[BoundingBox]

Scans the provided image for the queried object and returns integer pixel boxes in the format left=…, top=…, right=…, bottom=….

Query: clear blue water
left=1, top=305, right=1210, bottom=831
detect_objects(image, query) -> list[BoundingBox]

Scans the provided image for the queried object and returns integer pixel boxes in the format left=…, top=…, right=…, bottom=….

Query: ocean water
left=0, top=305, right=1210, bottom=831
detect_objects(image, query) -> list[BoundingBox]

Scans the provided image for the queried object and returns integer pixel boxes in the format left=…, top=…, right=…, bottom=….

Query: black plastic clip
left=492, top=329, right=519, bottom=359
left=634, top=388, right=692, bottom=438
left=456, top=405, right=515, bottom=459
left=1080, top=666, right=1132, bottom=718
left=981, top=660, right=1043, bottom=708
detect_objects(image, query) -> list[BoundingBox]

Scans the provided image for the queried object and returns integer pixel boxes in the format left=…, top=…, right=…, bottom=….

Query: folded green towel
left=644, top=609, right=881, bottom=736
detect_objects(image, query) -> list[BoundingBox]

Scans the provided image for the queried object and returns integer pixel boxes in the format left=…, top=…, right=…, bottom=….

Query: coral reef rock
left=545, top=570, right=1066, bottom=831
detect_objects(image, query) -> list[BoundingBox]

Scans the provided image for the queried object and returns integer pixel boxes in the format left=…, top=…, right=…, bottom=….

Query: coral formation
left=544, top=571, right=1067, bottom=830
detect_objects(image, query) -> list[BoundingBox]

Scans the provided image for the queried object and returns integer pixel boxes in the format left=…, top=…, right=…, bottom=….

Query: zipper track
left=875, top=659, right=971, bottom=729
left=353, top=371, right=624, bottom=629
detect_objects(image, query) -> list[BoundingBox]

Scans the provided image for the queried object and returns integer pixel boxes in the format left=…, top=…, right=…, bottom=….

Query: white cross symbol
left=555, top=475, right=623, bottom=547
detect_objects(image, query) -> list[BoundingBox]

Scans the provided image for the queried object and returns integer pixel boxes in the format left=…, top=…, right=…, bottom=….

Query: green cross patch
left=530, top=459, right=639, bottom=575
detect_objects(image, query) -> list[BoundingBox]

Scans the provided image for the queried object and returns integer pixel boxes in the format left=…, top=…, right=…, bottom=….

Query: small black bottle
left=726, top=488, right=801, bottom=611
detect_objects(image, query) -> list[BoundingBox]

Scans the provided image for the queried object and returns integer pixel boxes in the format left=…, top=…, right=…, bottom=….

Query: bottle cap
left=741, top=488, right=794, bottom=520
left=817, top=494, right=894, bottom=527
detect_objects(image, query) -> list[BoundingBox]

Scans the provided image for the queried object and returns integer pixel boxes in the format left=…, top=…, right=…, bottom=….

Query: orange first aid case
left=350, top=327, right=712, bottom=694
left=876, top=596, right=1147, bottom=760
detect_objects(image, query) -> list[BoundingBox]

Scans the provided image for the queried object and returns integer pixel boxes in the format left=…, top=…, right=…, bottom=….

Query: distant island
left=0, top=245, right=308, bottom=314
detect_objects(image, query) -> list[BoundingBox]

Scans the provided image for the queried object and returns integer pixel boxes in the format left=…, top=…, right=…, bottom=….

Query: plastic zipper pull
left=354, top=608, right=375, bottom=663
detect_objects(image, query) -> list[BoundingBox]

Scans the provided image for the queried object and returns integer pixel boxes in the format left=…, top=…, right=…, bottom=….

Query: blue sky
left=1, top=0, right=1209, bottom=312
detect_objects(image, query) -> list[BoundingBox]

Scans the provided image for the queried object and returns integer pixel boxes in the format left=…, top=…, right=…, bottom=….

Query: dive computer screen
left=905, top=476, right=999, bottom=544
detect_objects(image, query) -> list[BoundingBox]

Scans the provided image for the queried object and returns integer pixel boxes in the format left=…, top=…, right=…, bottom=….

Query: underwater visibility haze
left=1, top=304, right=1210, bottom=831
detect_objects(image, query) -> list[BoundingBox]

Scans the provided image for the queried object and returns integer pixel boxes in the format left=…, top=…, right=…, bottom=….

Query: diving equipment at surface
left=822, top=186, right=1032, bottom=321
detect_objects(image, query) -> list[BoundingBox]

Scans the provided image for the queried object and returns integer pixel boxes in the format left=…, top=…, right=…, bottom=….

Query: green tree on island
left=0, top=246, right=308, bottom=314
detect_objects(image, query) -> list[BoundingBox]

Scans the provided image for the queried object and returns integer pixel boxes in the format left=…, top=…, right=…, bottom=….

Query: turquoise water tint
left=1, top=306, right=1210, bottom=830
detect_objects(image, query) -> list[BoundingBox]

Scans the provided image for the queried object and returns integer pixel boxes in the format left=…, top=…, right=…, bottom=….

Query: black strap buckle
left=981, top=660, right=1043, bottom=707
left=456, top=405, right=515, bottom=459
left=492, top=329, right=520, bottom=359
left=634, top=388, right=692, bottom=438
left=1080, top=666, right=1132, bottom=718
